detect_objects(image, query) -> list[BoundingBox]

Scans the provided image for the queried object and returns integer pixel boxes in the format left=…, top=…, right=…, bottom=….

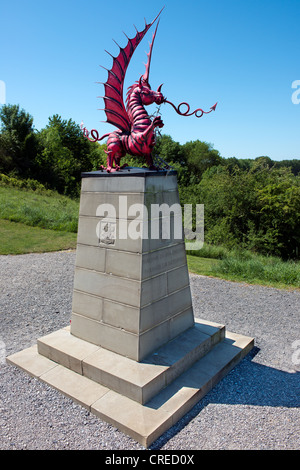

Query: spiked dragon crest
left=100, top=9, right=163, bottom=133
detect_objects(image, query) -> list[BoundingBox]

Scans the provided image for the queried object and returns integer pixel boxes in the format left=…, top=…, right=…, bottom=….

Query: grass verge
left=186, top=254, right=220, bottom=277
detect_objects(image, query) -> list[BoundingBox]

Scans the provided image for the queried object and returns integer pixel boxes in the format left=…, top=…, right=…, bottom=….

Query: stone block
left=141, top=242, right=187, bottom=279
left=91, top=390, right=173, bottom=448
left=82, top=347, right=167, bottom=404
left=6, top=345, right=56, bottom=378
left=75, top=244, right=106, bottom=272
left=147, top=367, right=212, bottom=426
left=79, top=192, right=144, bottom=219
left=143, top=189, right=179, bottom=213
left=37, top=327, right=99, bottom=374
left=145, top=174, right=178, bottom=192
left=138, top=320, right=171, bottom=361
left=40, top=364, right=109, bottom=409
left=73, top=268, right=141, bottom=307
left=71, top=313, right=140, bottom=360
left=77, top=216, right=144, bottom=253
left=139, top=286, right=193, bottom=333
left=102, top=299, right=140, bottom=334
left=167, top=265, right=190, bottom=294
left=81, top=175, right=146, bottom=193
left=168, top=308, right=194, bottom=341
left=143, top=217, right=182, bottom=252
left=105, top=249, right=141, bottom=279
left=140, top=273, right=168, bottom=307
left=72, top=290, right=103, bottom=322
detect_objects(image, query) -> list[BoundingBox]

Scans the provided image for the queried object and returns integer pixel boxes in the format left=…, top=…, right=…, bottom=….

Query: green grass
left=0, top=183, right=78, bottom=254
left=187, top=244, right=300, bottom=290
left=0, top=186, right=79, bottom=232
left=0, top=219, right=77, bottom=255
left=213, top=255, right=300, bottom=289
left=186, top=254, right=220, bottom=277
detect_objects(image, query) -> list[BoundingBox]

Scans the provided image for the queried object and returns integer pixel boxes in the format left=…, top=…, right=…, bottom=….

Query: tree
left=222, top=156, right=252, bottom=173
left=154, top=135, right=223, bottom=186
left=274, top=159, right=300, bottom=176
left=198, top=161, right=300, bottom=258
left=0, top=104, right=38, bottom=175
left=255, top=167, right=300, bottom=258
left=36, top=115, right=106, bottom=197
left=154, top=134, right=185, bottom=165
left=0, top=104, right=34, bottom=140
left=182, top=140, right=222, bottom=182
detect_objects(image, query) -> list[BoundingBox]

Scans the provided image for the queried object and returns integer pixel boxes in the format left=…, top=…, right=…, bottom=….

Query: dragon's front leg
left=140, top=116, right=164, bottom=168
left=152, top=115, right=164, bottom=129
left=134, top=116, right=164, bottom=148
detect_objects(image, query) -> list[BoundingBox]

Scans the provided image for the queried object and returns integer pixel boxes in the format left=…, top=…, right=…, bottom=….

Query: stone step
left=36, top=319, right=225, bottom=404
left=91, top=331, right=254, bottom=447
left=7, top=328, right=254, bottom=448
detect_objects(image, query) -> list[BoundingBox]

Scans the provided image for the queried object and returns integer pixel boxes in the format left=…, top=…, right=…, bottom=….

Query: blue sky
left=1, top=0, right=300, bottom=161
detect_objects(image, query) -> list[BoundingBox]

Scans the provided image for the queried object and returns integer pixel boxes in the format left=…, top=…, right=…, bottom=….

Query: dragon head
left=138, top=77, right=164, bottom=106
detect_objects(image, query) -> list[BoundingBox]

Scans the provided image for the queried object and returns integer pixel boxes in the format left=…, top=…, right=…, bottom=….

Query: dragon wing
left=99, top=9, right=163, bottom=133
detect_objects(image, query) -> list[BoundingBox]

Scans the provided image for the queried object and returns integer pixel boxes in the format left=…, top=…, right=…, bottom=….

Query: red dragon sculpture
left=82, top=9, right=217, bottom=172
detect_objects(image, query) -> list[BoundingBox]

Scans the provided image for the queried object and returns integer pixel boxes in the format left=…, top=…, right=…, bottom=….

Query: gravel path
left=0, top=251, right=299, bottom=450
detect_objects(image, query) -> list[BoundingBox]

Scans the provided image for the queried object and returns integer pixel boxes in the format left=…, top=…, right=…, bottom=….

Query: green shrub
left=0, top=173, right=50, bottom=193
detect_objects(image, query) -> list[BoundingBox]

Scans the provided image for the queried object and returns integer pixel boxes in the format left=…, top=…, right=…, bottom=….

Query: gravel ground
left=0, top=250, right=299, bottom=450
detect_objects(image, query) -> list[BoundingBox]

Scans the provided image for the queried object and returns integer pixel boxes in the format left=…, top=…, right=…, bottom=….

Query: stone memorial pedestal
left=7, top=168, right=254, bottom=447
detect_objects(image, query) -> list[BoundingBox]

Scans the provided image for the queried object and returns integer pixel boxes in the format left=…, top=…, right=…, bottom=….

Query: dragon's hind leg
left=103, top=150, right=114, bottom=172
left=101, top=133, right=126, bottom=172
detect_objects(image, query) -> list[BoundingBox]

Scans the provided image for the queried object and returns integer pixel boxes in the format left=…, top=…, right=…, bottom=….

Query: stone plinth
left=7, top=167, right=254, bottom=448
left=70, top=168, right=194, bottom=361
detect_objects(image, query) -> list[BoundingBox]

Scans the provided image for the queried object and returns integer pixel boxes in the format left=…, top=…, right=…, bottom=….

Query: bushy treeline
left=1, top=104, right=299, bottom=259
left=0, top=104, right=107, bottom=198
left=155, top=135, right=300, bottom=260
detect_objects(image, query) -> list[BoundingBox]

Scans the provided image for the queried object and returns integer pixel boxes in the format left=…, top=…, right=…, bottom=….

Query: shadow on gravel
left=150, top=347, right=300, bottom=449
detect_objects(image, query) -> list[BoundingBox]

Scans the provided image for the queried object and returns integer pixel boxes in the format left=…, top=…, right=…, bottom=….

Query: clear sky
left=1, top=0, right=300, bottom=161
